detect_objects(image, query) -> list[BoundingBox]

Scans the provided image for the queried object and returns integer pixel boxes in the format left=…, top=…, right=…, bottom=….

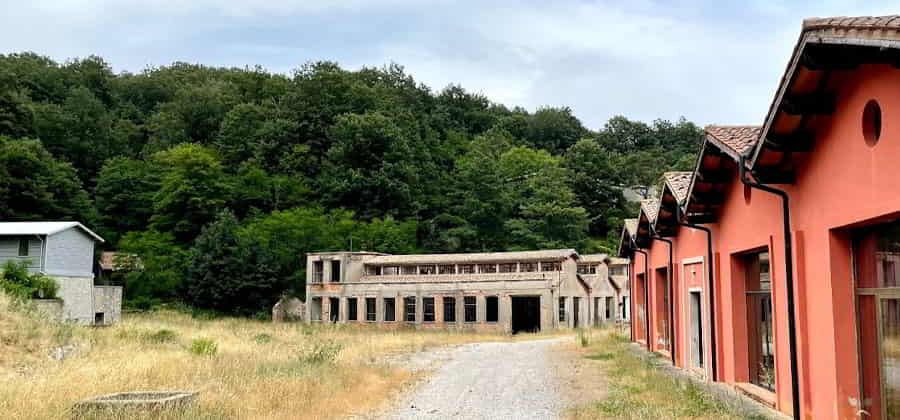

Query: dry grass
left=0, top=293, right=547, bottom=420
left=568, top=329, right=772, bottom=420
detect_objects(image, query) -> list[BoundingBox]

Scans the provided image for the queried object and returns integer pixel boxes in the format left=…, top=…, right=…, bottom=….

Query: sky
left=1, top=0, right=896, bottom=130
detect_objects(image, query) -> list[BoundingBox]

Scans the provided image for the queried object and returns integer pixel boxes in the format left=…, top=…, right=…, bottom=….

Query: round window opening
left=743, top=183, right=752, bottom=204
left=863, top=99, right=882, bottom=147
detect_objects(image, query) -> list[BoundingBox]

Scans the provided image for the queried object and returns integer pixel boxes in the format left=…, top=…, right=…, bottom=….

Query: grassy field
left=568, top=329, right=774, bottom=420
left=0, top=293, right=540, bottom=420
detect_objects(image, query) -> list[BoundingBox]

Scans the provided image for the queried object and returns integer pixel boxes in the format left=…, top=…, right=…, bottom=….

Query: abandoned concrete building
left=305, top=250, right=629, bottom=333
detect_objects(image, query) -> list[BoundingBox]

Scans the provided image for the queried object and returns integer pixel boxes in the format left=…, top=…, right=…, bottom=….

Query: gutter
left=740, top=156, right=801, bottom=419
left=676, top=207, right=718, bottom=382
left=651, top=230, right=677, bottom=366
left=633, top=248, right=651, bottom=352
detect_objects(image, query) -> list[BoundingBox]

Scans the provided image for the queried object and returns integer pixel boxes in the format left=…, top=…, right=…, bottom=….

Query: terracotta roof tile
left=663, top=171, right=693, bottom=204
left=623, top=218, right=638, bottom=236
left=705, top=125, right=761, bottom=157
left=803, top=15, right=900, bottom=31
left=641, top=199, right=660, bottom=223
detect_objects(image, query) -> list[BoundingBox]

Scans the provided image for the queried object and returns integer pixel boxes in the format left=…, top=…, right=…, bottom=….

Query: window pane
left=558, top=297, right=566, bottom=322
left=881, top=298, right=900, bottom=417
left=478, top=264, right=497, bottom=273
left=405, top=297, right=416, bottom=322
left=498, top=263, right=517, bottom=273
left=458, top=264, right=475, bottom=274
left=438, top=265, right=455, bottom=274
left=365, top=298, right=376, bottom=321
left=17, top=239, right=28, bottom=257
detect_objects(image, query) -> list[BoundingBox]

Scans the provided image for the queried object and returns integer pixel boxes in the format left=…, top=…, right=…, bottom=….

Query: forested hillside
left=0, top=53, right=700, bottom=314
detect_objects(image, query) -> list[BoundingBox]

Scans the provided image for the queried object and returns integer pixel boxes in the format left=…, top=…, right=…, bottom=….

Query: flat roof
left=364, top=249, right=578, bottom=265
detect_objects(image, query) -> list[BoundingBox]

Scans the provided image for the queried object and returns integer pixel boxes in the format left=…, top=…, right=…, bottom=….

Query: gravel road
left=381, top=338, right=569, bottom=420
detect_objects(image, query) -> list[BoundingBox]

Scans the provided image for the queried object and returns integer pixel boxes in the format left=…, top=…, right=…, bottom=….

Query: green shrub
left=253, top=333, right=272, bottom=344
left=0, top=260, right=58, bottom=299
left=578, top=329, right=591, bottom=347
left=298, top=340, right=342, bottom=365
left=144, top=329, right=179, bottom=344
left=189, top=338, right=218, bottom=356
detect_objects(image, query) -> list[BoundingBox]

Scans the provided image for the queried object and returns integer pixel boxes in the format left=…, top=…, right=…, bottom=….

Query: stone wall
left=32, top=298, right=63, bottom=321
left=55, top=276, right=94, bottom=324
left=93, top=286, right=122, bottom=325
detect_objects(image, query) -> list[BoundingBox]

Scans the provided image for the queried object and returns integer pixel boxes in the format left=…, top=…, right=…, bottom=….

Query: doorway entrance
left=329, top=297, right=339, bottom=323
left=511, top=296, right=540, bottom=334
left=855, top=220, right=900, bottom=419
left=744, top=251, right=774, bottom=391
left=689, top=290, right=704, bottom=370
left=573, top=297, right=581, bottom=328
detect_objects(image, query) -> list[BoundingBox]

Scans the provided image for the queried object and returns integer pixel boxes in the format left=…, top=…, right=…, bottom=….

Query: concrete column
left=376, top=291, right=383, bottom=323
left=502, top=294, right=512, bottom=333
left=416, top=292, right=423, bottom=324
left=435, top=293, right=444, bottom=324
left=541, top=290, right=553, bottom=331
left=339, top=297, right=347, bottom=323
left=476, top=294, right=486, bottom=323
left=322, top=260, right=331, bottom=284
left=456, top=292, right=465, bottom=324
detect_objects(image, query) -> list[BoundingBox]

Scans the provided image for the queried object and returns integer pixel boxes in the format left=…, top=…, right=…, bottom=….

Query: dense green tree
left=117, top=230, right=188, bottom=308
left=94, top=157, right=162, bottom=243
left=185, top=211, right=284, bottom=315
left=150, top=144, right=230, bottom=243
left=525, top=107, right=587, bottom=153
left=564, top=138, right=628, bottom=237
left=0, top=137, right=95, bottom=222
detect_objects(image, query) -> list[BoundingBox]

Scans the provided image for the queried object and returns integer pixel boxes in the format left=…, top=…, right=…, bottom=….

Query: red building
left=619, top=16, right=900, bottom=419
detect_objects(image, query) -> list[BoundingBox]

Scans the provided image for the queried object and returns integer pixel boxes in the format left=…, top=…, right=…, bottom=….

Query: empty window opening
left=486, top=296, right=498, bottom=323
left=17, top=238, right=29, bottom=257
left=383, top=297, right=395, bottom=322
left=573, top=297, right=581, bottom=328
left=443, top=297, right=456, bottom=322
left=94, top=312, right=105, bottom=325
left=438, top=265, right=455, bottom=274
left=331, top=260, right=341, bottom=282
left=577, top=264, right=596, bottom=274
left=401, top=265, right=417, bottom=275
left=312, top=261, right=323, bottom=283
left=511, top=296, right=540, bottom=334
left=365, top=298, right=376, bottom=322
left=520, top=262, right=537, bottom=272
left=655, top=267, right=670, bottom=352
left=347, top=298, right=358, bottom=321
left=329, top=297, right=339, bottom=323
left=423, top=297, right=435, bottom=322
left=365, top=265, right=381, bottom=276
left=310, top=297, right=322, bottom=321
left=541, top=261, right=561, bottom=272
left=383, top=266, right=400, bottom=275
left=744, top=251, right=774, bottom=391
left=464, top=296, right=477, bottom=323
left=404, top=297, right=416, bottom=322
left=478, top=264, right=497, bottom=273
left=498, top=263, right=517, bottom=273
left=558, top=297, right=567, bottom=324
left=418, top=265, right=436, bottom=275
left=458, top=264, right=475, bottom=274
left=605, top=296, right=614, bottom=320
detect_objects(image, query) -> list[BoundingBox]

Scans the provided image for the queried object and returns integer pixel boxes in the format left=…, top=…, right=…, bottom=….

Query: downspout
left=34, top=234, right=46, bottom=274
left=740, top=155, right=801, bottom=419
left=633, top=248, right=651, bottom=352
left=676, top=207, right=718, bottom=382
left=629, top=259, right=635, bottom=341
left=651, top=231, right=677, bottom=366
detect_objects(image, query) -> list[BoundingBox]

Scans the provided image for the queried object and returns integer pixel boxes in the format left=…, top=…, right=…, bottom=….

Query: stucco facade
left=305, top=250, right=627, bottom=333
left=619, top=16, right=900, bottom=419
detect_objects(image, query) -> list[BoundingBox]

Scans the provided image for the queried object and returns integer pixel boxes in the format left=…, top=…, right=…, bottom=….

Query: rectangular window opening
left=347, top=298, right=358, bottom=321
left=404, top=297, right=416, bottom=322
left=443, top=297, right=456, bottom=323
left=331, top=260, right=341, bottom=282
left=312, top=261, right=323, bottom=283
left=558, top=297, right=566, bottom=323
left=17, top=238, right=29, bottom=257
left=464, top=296, right=477, bottom=323
left=423, top=297, right=435, bottom=322
left=486, top=296, right=498, bottom=323
left=383, top=298, right=396, bottom=322
left=365, top=298, right=376, bottom=322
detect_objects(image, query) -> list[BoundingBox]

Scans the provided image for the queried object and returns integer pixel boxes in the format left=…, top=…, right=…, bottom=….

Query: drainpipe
left=633, top=248, right=651, bottom=352
left=651, top=231, right=677, bottom=366
left=676, top=207, right=718, bottom=382
left=629, top=259, right=635, bottom=342
left=740, top=155, right=801, bottom=419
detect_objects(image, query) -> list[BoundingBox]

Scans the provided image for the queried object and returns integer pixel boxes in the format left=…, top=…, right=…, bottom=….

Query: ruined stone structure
left=305, top=249, right=628, bottom=333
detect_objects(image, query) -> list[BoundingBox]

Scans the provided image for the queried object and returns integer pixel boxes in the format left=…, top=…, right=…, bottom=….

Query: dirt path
left=379, top=337, right=586, bottom=420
